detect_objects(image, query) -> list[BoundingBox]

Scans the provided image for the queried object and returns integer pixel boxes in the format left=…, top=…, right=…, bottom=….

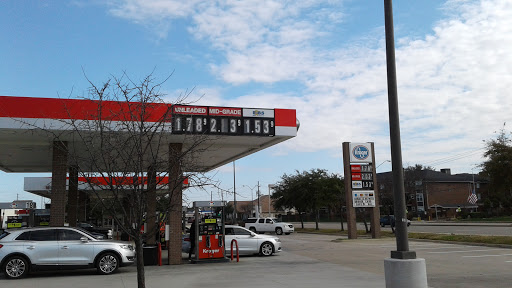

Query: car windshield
left=272, top=218, right=280, bottom=223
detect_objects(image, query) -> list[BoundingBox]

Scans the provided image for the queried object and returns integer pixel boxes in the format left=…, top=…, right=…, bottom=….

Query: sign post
left=342, top=142, right=380, bottom=239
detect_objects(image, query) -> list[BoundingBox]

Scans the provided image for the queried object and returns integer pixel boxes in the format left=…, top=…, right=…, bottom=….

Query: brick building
left=230, top=195, right=292, bottom=220
left=377, top=169, right=488, bottom=220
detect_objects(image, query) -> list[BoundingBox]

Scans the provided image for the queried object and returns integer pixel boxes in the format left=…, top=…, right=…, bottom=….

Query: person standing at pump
left=188, top=218, right=196, bottom=260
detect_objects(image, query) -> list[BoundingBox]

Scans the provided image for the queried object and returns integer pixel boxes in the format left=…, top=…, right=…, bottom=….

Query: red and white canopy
left=0, top=96, right=297, bottom=173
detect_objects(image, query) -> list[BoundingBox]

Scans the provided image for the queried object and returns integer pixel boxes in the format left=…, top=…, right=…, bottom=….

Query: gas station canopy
left=0, top=96, right=298, bottom=173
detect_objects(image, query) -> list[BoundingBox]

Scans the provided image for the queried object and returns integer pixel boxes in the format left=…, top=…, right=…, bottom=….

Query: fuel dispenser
left=191, top=201, right=229, bottom=263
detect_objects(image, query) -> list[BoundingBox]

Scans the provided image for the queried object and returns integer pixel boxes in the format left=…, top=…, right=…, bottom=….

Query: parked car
left=182, top=225, right=281, bottom=257
left=380, top=215, right=411, bottom=227
left=244, top=217, right=294, bottom=235
left=77, top=222, right=113, bottom=239
left=0, top=227, right=135, bottom=279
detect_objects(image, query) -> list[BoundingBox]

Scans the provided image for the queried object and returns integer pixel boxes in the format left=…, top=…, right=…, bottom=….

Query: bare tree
left=36, top=73, right=218, bottom=288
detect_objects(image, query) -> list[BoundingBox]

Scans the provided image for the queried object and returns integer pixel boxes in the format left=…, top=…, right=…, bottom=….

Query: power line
left=423, top=147, right=485, bottom=167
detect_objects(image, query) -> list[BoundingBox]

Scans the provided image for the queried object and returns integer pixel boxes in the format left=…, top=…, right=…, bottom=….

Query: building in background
left=377, top=168, right=488, bottom=220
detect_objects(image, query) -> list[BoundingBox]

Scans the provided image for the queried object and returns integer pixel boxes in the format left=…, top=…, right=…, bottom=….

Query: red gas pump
left=191, top=201, right=229, bottom=263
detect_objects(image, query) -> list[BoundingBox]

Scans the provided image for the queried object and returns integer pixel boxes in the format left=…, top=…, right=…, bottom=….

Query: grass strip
left=295, top=228, right=512, bottom=245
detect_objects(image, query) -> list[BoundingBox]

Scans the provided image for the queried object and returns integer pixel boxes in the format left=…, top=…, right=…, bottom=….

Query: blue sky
left=1, top=0, right=511, bottom=206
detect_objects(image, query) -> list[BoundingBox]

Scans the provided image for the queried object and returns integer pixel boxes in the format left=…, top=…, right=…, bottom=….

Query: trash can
left=143, top=245, right=159, bottom=266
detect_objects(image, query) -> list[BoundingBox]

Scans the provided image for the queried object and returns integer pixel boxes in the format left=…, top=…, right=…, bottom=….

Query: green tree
left=271, top=169, right=344, bottom=230
left=480, top=125, right=512, bottom=214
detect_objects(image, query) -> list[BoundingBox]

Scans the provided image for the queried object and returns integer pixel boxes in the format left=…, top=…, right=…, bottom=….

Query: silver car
left=0, top=227, right=135, bottom=279
left=183, top=225, right=281, bottom=257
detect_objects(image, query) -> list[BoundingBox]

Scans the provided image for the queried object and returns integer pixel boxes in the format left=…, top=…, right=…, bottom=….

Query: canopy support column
left=168, top=143, right=183, bottom=265
left=146, top=166, right=157, bottom=245
left=67, top=165, right=79, bottom=227
left=50, top=141, right=68, bottom=227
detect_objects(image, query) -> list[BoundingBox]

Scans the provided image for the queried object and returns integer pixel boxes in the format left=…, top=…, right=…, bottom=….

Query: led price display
left=361, top=165, right=373, bottom=172
left=361, top=181, right=374, bottom=189
left=172, top=105, right=275, bottom=136
left=361, top=173, right=373, bottom=180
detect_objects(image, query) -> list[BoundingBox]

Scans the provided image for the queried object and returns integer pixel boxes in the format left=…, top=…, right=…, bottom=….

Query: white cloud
left=106, top=0, right=202, bottom=38
left=106, top=0, right=512, bottom=173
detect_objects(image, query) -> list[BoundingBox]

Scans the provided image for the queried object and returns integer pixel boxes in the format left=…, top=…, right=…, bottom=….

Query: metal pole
left=268, top=184, right=273, bottom=217
left=257, top=181, right=261, bottom=217
left=233, top=161, right=237, bottom=221
left=384, top=0, right=416, bottom=259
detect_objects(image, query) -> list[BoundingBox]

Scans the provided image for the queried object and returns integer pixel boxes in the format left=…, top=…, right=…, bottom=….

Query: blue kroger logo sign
left=352, top=145, right=369, bottom=160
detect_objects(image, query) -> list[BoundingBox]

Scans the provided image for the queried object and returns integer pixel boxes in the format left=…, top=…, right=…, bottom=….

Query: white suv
left=0, top=227, right=135, bottom=279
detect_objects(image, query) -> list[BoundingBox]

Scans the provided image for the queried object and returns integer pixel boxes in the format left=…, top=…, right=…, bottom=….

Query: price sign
left=361, top=181, right=374, bottom=189
left=172, top=105, right=275, bottom=136
left=361, top=173, right=373, bottom=180
left=361, top=165, right=373, bottom=172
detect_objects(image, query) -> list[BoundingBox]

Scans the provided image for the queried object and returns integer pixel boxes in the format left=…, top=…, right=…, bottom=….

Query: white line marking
left=463, top=254, right=512, bottom=258
left=428, top=249, right=500, bottom=254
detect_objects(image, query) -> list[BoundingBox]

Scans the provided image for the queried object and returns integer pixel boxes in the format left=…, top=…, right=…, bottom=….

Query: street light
left=243, top=184, right=258, bottom=217
left=377, top=160, right=391, bottom=169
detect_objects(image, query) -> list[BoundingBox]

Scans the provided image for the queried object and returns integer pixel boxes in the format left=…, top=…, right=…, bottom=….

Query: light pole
left=268, top=184, right=276, bottom=217
left=383, top=1, right=427, bottom=287
left=243, top=184, right=258, bottom=217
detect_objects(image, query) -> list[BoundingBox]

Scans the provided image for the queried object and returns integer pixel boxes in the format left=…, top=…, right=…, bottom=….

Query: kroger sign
left=349, top=143, right=372, bottom=163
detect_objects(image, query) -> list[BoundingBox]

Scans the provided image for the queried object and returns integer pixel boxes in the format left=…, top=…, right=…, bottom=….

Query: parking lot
left=1, top=232, right=511, bottom=288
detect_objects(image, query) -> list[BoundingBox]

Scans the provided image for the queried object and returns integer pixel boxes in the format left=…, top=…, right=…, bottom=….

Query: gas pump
left=191, top=201, right=229, bottom=263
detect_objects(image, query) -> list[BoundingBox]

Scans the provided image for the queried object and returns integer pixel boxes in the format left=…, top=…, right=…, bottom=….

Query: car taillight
left=0, top=244, right=3, bottom=248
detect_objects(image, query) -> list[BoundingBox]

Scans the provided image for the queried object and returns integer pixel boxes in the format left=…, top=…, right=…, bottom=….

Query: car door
left=257, top=219, right=267, bottom=232
left=263, top=218, right=275, bottom=232
left=224, top=227, right=235, bottom=255
left=23, top=229, right=59, bottom=265
left=57, top=229, right=96, bottom=266
left=231, top=227, right=257, bottom=254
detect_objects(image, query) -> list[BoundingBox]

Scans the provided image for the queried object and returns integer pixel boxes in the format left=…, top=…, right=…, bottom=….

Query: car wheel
left=3, top=255, right=29, bottom=279
left=275, top=227, right=283, bottom=235
left=260, top=242, right=274, bottom=256
left=249, top=227, right=257, bottom=233
left=96, top=252, right=119, bottom=275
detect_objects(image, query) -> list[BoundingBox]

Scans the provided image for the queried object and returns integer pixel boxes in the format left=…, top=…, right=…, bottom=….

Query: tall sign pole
left=383, top=1, right=428, bottom=287
left=342, top=142, right=380, bottom=239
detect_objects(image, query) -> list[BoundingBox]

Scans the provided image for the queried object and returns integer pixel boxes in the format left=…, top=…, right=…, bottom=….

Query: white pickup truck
left=244, top=217, right=294, bottom=235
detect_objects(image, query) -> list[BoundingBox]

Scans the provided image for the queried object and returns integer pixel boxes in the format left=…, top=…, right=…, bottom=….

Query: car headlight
left=275, top=238, right=281, bottom=243
left=120, top=244, right=134, bottom=250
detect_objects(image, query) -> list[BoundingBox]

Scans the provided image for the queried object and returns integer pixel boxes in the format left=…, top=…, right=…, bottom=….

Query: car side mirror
left=80, top=236, right=89, bottom=242
left=250, top=232, right=256, bottom=237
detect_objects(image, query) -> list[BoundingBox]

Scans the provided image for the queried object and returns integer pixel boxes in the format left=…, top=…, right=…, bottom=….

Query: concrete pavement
left=0, top=250, right=386, bottom=288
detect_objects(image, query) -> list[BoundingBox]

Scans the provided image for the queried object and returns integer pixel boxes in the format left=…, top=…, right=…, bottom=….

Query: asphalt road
left=293, top=221, right=512, bottom=236
left=1, top=231, right=511, bottom=288
left=281, top=232, right=512, bottom=288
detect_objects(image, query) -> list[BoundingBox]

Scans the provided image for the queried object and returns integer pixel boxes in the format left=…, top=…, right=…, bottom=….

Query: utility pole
left=233, top=161, right=237, bottom=221
left=257, top=181, right=261, bottom=218
left=268, top=184, right=275, bottom=217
